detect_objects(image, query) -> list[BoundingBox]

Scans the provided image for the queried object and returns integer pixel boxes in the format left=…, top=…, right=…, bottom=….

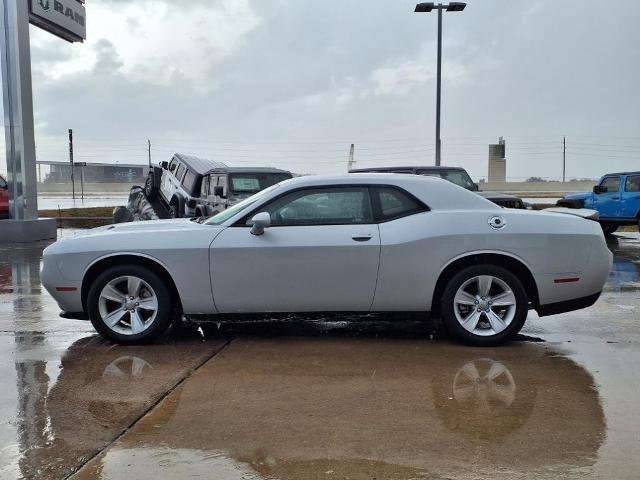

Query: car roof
left=272, top=173, right=498, bottom=211
left=602, top=171, right=640, bottom=177
left=349, top=166, right=467, bottom=173
left=172, top=153, right=228, bottom=176
left=205, top=167, right=292, bottom=175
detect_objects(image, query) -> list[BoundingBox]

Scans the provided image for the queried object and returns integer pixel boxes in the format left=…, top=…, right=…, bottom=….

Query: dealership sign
left=29, top=0, right=86, bottom=43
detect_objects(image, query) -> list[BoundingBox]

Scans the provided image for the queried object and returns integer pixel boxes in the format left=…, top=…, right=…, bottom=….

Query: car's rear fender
left=430, top=251, right=540, bottom=316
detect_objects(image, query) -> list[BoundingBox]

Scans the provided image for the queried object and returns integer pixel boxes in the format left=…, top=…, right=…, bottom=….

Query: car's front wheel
left=600, top=223, right=618, bottom=236
left=144, top=174, right=156, bottom=200
left=87, top=265, right=174, bottom=344
left=169, top=202, right=181, bottom=218
left=441, top=265, right=528, bottom=346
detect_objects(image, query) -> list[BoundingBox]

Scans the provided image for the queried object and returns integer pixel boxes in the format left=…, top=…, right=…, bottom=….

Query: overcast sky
left=2, top=0, right=640, bottom=181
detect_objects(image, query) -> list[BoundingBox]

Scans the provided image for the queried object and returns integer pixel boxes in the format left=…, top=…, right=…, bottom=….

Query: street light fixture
left=414, top=2, right=467, bottom=166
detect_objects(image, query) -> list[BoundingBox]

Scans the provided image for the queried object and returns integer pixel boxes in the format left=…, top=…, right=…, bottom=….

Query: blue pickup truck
left=557, top=171, right=640, bottom=235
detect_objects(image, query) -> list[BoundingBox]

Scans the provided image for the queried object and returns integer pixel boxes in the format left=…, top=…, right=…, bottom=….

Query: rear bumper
left=537, top=291, right=602, bottom=317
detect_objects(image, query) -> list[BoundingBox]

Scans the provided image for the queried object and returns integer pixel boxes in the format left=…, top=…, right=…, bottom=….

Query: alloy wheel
left=453, top=275, right=517, bottom=337
left=98, top=275, right=159, bottom=335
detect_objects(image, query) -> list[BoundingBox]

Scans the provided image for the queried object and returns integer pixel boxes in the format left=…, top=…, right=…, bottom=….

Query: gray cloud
left=8, top=0, right=640, bottom=180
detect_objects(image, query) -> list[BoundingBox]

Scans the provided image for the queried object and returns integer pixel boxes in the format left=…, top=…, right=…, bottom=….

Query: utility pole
left=68, top=129, right=75, bottom=200
left=562, top=136, right=566, bottom=183
left=148, top=139, right=152, bottom=168
left=347, top=144, right=355, bottom=171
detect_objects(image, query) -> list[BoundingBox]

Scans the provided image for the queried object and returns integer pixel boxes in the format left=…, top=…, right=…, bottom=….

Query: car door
left=160, top=159, right=176, bottom=201
left=594, top=176, right=622, bottom=218
left=620, top=175, right=640, bottom=219
left=210, top=186, right=381, bottom=313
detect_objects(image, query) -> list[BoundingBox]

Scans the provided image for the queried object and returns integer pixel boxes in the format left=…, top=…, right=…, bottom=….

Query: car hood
left=44, top=218, right=224, bottom=256
left=561, top=192, right=590, bottom=200
left=75, top=218, right=198, bottom=237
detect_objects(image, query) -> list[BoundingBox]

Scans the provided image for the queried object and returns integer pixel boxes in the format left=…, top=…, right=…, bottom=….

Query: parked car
left=195, top=167, right=293, bottom=217
left=0, top=175, right=8, bottom=219
left=144, top=153, right=292, bottom=218
left=350, top=166, right=528, bottom=209
left=42, top=174, right=611, bottom=346
left=557, top=171, right=640, bottom=235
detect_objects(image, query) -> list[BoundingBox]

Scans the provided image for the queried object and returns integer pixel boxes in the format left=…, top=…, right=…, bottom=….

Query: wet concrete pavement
left=0, top=230, right=639, bottom=479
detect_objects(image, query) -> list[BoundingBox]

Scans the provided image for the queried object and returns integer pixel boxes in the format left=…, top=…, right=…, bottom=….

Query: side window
left=601, top=176, right=620, bottom=193
left=201, top=176, right=210, bottom=197
left=625, top=175, right=640, bottom=193
left=374, top=187, right=426, bottom=220
left=175, top=164, right=185, bottom=182
left=0, top=176, right=6, bottom=189
left=168, top=159, right=177, bottom=173
left=254, top=187, right=373, bottom=226
left=182, top=170, right=197, bottom=193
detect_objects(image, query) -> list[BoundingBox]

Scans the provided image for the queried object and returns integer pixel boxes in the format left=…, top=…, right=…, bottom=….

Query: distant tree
left=525, top=177, right=546, bottom=183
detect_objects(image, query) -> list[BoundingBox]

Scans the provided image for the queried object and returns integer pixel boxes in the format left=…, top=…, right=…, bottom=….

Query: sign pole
left=68, top=128, right=74, bottom=200
left=0, top=0, right=39, bottom=220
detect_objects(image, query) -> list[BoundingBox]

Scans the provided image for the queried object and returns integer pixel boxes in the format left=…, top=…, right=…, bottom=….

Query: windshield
left=229, top=173, right=292, bottom=195
left=204, top=184, right=281, bottom=225
left=418, top=170, right=476, bottom=190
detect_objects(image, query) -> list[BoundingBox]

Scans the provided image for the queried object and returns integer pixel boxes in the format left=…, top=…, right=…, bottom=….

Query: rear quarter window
left=373, top=186, right=427, bottom=221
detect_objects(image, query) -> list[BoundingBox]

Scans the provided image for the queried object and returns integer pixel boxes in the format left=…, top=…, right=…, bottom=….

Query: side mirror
left=160, top=161, right=168, bottom=169
left=473, top=183, right=479, bottom=191
left=593, top=185, right=607, bottom=194
left=213, top=186, right=225, bottom=198
left=250, top=212, right=271, bottom=236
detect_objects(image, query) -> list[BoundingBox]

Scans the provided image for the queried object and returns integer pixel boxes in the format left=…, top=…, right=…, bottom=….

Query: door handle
left=611, top=197, right=620, bottom=200
left=352, top=234, right=373, bottom=242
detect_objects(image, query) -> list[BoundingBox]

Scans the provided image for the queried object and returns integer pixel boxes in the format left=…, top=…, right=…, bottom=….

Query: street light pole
left=435, top=6, right=442, bottom=166
left=415, top=2, right=466, bottom=167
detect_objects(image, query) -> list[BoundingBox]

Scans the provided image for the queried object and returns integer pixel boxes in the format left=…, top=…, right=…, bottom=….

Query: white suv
left=149, top=154, right=226, bottom=218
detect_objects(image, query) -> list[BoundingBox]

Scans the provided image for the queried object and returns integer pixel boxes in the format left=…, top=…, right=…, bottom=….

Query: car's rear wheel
left=441, top=265, right=528, bottom=346
left=600, top=223, right=618, bottom=236
left=87, top=265, right=174, bottom=344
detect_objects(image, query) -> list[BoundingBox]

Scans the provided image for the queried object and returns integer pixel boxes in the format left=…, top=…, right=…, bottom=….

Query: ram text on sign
left=29, top=0, right=86, bottom=43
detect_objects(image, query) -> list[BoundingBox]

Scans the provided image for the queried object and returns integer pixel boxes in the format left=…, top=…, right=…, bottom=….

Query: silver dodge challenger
left=42, top=174, right=612, bottom=346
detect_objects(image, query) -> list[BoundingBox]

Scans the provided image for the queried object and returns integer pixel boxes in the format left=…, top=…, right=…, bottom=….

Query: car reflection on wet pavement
left=0, top=231, right=639, bottom=479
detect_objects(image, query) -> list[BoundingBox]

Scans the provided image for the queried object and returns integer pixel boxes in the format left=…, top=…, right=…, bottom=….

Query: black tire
left=600, top=223, right=618, bottom=236
left=144, top=174, right=156, bottom=200
left=87, top=265, right=174, bottom=344
left=169, top=201, right=181, bottom=218
left=195, top=206, right=206, bottom=218
left=440, top=264, right=528, bottom=346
